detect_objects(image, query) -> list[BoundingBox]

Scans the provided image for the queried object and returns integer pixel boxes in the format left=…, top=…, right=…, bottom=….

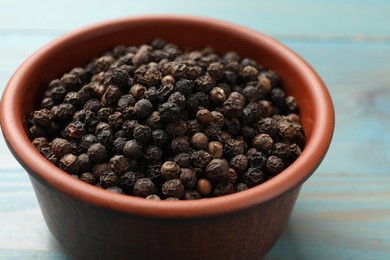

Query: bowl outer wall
left=0, top=15, right=335, bottom=219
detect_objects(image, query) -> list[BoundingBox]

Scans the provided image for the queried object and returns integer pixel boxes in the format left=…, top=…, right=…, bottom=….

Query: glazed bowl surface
left=0, top=15, right=334, bottom=259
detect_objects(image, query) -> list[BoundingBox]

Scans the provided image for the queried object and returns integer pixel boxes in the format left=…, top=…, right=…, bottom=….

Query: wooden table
left=1, top=1, right=389, bottom=259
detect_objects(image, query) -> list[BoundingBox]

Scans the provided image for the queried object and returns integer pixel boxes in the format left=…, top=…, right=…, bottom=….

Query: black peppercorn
left=100, top=171, right=119, bottom=188
left=171, top=136, right=190, bottom=154
left=120, top=171, right=138, bottom=193
left=87, top=143, right=108, bottom=163
left=191, top=150, right=212, bottom=168
left=51, top=138, right=73, bottom=158
left=230, top=155, right=249, bottom=173
left=144, top=146, right=163, bottom=163
left=80, top=172, right=97, bottom=185
left=235, top=182, right=248, bottom=192
left=205, top=159, right=229, bottom=183
left=146, top=194, right=161, bottom=200
left=180, top=168, right=197, bottom=189
left=123, top=140, right=143, bottom=159
left=92, top=163, right=110, bottom=179
left=243, top=168, right=267, bottom=188
left=213, top=181, right=234, bottom=196
left=253, top=133, right=274, bottom=154
left=159, top=101, right=181, bottom=123
left=65, top=121, right=86, bottom=139
left=183, top=190, right=202, bottom=200
left=151, top=129, right=169, bottom=148
left=134, top=99, right=153, bottom=119
left=223, top=92, right=245, bottom=118
left=161, top=161, right=181, bottom=180
left=162, top=179, right=185, bottom=198
left=106, top=187, right=124, bottom=194
left=133, top=178, right=156, bottom=198
left=266, top=155, right=284, bottom=175
left=51, top=103, right=76, bottom=122
left=84, top=98, right=101, bottom=113
left=196, top=178, right=212, bottom=195
left=79, top=134, right=98, bottom=153
left=190, top=132, right=209, bottom=150
left=109, top=155, right=130, bottom=175
left=32, top=109, right=53, bottom=127
left=174, top=79, right=193, bottom=97
left=133, top=124, right=152, bottom=143
left=58, top=153, right=80, bottom=175
left=32, top=137, right=49, bottom=150
left=97, top=129, right=114, bottom=147
left=78, top=153, right=92, bottom=173
left=173, top=153, right=191, bottom=168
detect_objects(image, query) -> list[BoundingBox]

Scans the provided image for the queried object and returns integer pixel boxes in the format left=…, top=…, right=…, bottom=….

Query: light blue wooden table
left=1, top=1, right=389, bottom=259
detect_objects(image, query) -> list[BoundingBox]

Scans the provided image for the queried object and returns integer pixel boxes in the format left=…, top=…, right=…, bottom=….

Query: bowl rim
left=0, top=15, right=334, bottom=219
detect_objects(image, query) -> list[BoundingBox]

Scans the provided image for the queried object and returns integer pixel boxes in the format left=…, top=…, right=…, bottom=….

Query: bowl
left=0, top=15, right=334, bottom=259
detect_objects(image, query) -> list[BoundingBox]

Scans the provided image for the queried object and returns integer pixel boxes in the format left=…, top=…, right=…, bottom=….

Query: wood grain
left=0, top=1, right=389, bottom=259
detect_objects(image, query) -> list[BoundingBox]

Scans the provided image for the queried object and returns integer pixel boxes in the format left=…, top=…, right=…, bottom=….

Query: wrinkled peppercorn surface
left=29, top=39, right=305, bottom=200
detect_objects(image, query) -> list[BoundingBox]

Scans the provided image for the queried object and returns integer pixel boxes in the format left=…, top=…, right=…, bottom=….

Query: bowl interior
left=1, top=16, right=334, bottom=217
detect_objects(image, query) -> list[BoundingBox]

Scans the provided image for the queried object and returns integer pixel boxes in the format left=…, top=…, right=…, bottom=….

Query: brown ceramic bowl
left=0, top=15, right=334, bottom=259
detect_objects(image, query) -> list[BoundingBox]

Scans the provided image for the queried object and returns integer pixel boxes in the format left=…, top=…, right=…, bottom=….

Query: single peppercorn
left=51, top=138, right=73, bottom=158
left=235, top=182, right=249, bottom=192
left=223, top=92, right=245, bottom=118
left=87, top=143, right=108, bottom=163
left=190, top=132, right=209, bottom=150
left=243, top=168, right=267, bottom=188
left=253, top=133, right=274, bottom=154
left=65, top=121, right=86, bottom=139
left=133, top=124, right=152, bottom=143
left=266, top=155, right=285, bottom=175
left=109, top=155, right=130, bottom=175
left=205, top=159, right=229, bottom=183
left=144, top=146, right=163, bottom=163
left=196, top=178, right=212, bottom=195
left=146, top=194, right=161, bottom=200
left=230, top=155, right=249, bottom=173
left=92, top=163, right=110, bottom=179
left=213, top=181, right=235, bottom=197
left=191, top=150, right=212, bottom=168
left=171, top=136, right=190, bottom=154
left=133, top=178, right=156, bottom=198
left=134, top=99, right=153, bottom=119
left=183, top=190, right=202, bottom=200
left=196, top=109, right=213, bottom=125
left=97, top=129, right=114, bottom=147
left=159, top=101, right=181, bottom=123
left=206, top=141, right=223, bottom=159
left=100, top=171, right=119, bottom=188
left=120, top=171, right=138, bottom=193
left=32, top=109, right=52, bottom=127
left=58, top=153, right=80, bottom=175
left=161, top=161, right=181, bottom=180
left=180, top=168, right=197, bottom=189
left=162, top=179, right=185, bottom=198
left=123, top=140, right=143, bottom=159
left=80, top=172, right=97, bottom=185
left=151, top=129, right=169, bottom=148
left=78, top=153, right=92, bottom=173
left=173, top=153, right=191, bottom=168
left=106, top=187, right=124, bottom=194
left=32, top=137, right=49, bottom=150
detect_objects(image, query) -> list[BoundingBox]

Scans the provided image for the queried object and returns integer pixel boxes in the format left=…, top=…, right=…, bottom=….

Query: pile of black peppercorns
left=28, top=39, right=305, bottom=200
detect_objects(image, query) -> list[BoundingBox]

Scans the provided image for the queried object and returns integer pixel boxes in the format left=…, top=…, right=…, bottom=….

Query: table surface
left=1, top=1, right=389, bottom=259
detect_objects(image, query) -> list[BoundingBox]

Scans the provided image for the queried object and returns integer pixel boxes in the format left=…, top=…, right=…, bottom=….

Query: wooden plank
left=0, top=0, right=389, bottom=39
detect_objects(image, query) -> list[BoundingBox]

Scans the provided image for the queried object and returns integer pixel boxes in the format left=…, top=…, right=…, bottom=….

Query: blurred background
left=1, top=0, right=389, bottom=259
